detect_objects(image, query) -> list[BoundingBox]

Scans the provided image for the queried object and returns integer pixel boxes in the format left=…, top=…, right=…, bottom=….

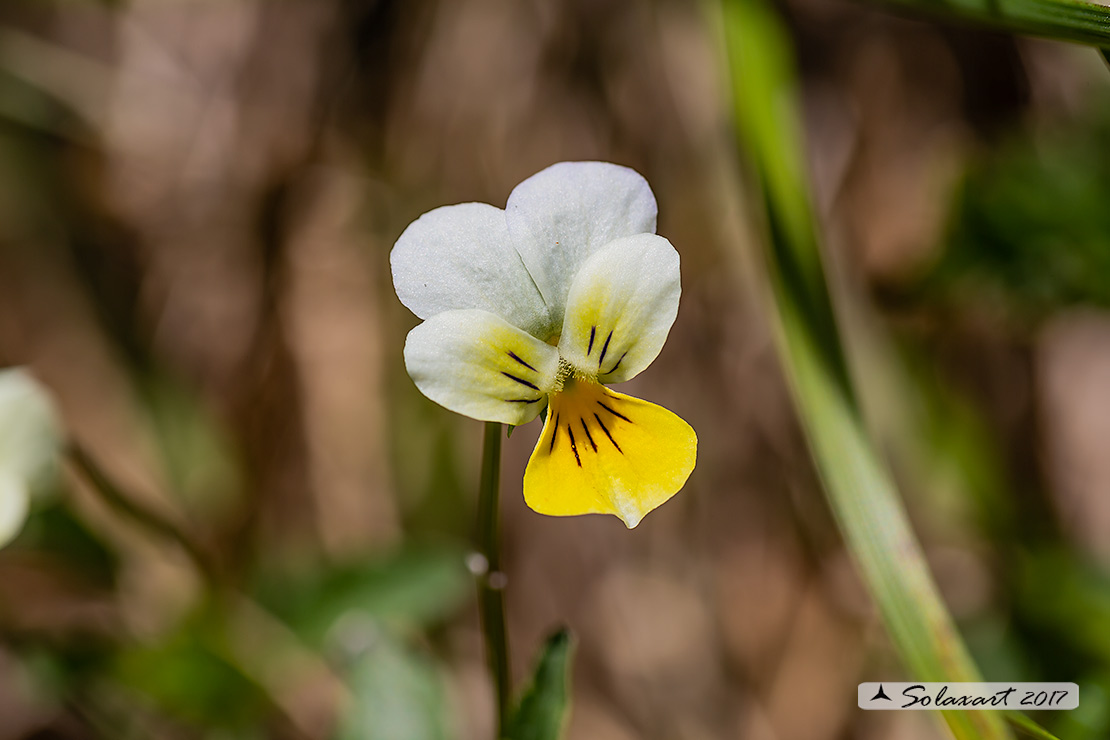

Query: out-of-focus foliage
left=112, top=609, right=270, bottom=733
left=335, top=629, right=452, bottom=740
left=884, top=104, right=1110, bottom=740
left=933, top=107, right=1110, bottom=316
left=253, top=544, right=471, bottom=646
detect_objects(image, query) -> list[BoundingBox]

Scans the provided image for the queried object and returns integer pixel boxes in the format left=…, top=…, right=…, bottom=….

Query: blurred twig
left=66, top=443, right=219, bottom=586
left=0, top=27, right=111, bottom=130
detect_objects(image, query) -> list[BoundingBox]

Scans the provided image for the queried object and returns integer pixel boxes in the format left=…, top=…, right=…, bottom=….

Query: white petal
left=506, top=162, right=657, bottom=330
left=558, top=234, right=680, bottom=383
left=391, top=203, right=552, bottom=337
left=404, top=309, right=560, bottom=425
left=0, top=473, right=29, bottom=549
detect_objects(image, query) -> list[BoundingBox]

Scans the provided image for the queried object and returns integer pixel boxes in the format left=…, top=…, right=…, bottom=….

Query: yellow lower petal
left=523, top=377, right=696, bottom=528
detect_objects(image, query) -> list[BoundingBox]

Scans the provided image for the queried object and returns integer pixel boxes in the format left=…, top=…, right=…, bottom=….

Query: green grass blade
left=718, top=0, right=1015, bottom=738
left=1007, top=713, right=1063, bottom=739
left=868, top=0, right=1110, bottom=49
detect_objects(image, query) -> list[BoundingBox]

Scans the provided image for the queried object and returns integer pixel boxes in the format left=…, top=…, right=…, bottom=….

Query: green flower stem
left=476, top=421, right=512, bottom=733
left=718, top=1, right=1014, bottom=738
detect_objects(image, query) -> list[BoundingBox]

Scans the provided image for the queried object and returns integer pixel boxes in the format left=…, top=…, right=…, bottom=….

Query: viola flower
left=392, top=162, right=696, bottom=528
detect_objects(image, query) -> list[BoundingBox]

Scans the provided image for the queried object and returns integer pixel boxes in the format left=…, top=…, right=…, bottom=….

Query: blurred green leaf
left=113, top=612, right=268, bottom=730
left=334, top=629, right=451, bottom=740
left=502, top=630, right=573, bottom=740
left=929, top=108, right=1110, bottom=318
left=254, top=544, right=471, bottom=648
left=1015, top=549, right=1110, bottom=670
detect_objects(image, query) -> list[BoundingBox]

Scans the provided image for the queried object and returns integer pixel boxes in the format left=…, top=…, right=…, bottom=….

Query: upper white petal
left=391, top=203, right=551, bottom=337
left=505, top=162, right=657, bottom=333
left=557, top=234, right=680, bottom=383
left=404, top=309, right=560, bottom=425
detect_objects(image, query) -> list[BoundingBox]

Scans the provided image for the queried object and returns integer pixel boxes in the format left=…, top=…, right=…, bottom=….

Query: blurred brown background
left=1, top=1, right=1109, bottom=739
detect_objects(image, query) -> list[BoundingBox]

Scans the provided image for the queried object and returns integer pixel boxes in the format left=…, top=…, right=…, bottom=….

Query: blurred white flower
left=0, top=368, right=60, bottom=547
left=391, top=162, right=696, bottom=528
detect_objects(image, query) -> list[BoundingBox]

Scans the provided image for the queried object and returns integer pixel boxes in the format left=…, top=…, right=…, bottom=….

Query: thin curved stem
left=476, top=421, right=511, bottom=733
left=67, top=443, right=218, bottom=586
